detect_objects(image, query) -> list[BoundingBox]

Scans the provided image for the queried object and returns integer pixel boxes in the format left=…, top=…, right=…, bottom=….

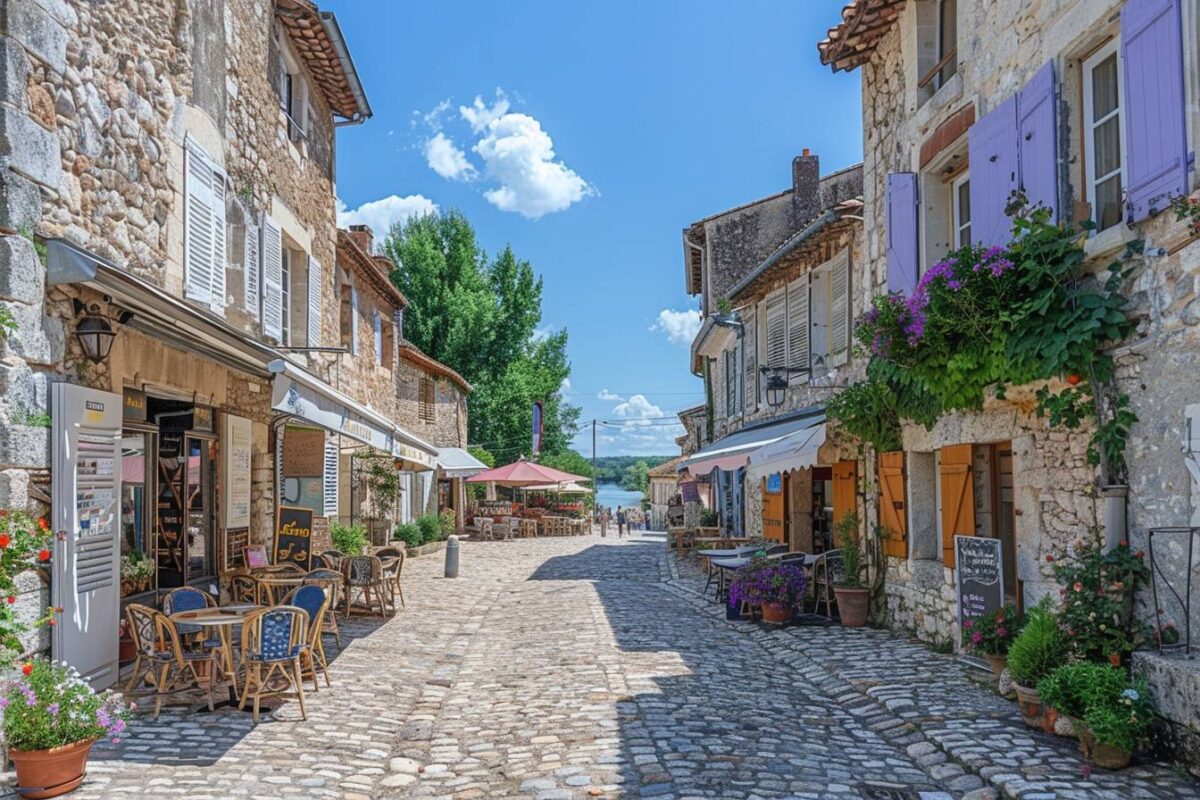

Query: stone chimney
left=347, top=224, right=374, bottom=254
left=792, top=149, right=820, bottom=228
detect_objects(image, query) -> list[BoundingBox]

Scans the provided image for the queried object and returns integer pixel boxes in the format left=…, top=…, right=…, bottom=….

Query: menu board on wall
left=221, top=414, right=252, bottom=530
left=310, top=516, right=332, bottom=555
left=274, top=506, right=313, bottom=570
left=955, top=535, right=1004, bottom=628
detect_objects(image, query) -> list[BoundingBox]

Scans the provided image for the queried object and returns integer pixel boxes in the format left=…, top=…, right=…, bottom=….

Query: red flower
left=1045, top=554, right=1054, bottom=562
left=1119, top=539, right=1128, bottom=548
left=37, top=518, right=49, bottom=531
left=0, top=509, right=7, bottom=517
left=1136, top=550, right=1145, bottom=559
left=21, top=662, right=32, bottom=676
left=0, top=534, right=10, bottom=549
left=1066, top=374, right=1082, bottom=386
left=1073, top=582, right=1083, bottom=592
left=37, top=549, right=50, bottom=562
left=5, top=596, right=14, bottom=605
left=47, top=618, right=56, bottom=627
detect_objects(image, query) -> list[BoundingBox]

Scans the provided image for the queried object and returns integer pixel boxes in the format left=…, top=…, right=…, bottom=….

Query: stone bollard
left=444, top=535, right=460, bottom=578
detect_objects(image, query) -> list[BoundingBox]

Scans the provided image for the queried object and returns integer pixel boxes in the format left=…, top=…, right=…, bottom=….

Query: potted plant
left=832, top=512, right=869, bottom=627
left=729, top=557, right=808, bottom=625
left=1052, top=541, right=1149, bottom=663
left=962, top=604, right=1021, bottom=680
left=1006, top=600, right=1067, bottom=729
left=3, top=659, right=132, bottom=798
left=1078, top=676, right=1156, bottom=770
left=119, top=551, right=153, bottom=597
left=1037, top=662, right=1115, bottom=739
left=117, top=619, right=135, bottom=665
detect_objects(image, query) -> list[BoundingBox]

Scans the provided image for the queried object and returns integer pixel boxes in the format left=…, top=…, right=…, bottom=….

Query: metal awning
left=679, top=407, right=825, bottom=476
left=269, top=359, right=437, bottom=470
left=747, top=422, right=827, bottom=477
left=436, top=447, right=488, bottom=478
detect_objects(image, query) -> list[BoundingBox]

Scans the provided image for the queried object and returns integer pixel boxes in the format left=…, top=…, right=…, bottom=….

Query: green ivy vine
left=828, top=204, right=1138, bottom=484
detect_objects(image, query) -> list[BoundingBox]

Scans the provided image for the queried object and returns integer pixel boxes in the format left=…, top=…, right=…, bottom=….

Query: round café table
left=169, top=604, right=262, bottom=701
left=252, top=574, right=308, bottom=605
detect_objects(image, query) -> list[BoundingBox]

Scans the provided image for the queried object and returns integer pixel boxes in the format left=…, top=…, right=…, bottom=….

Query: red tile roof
left=818, top=0, right=906, bottom=72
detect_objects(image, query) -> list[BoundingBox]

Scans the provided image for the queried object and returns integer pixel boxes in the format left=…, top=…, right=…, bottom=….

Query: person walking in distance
left=617, top=506, right=627, bottom=537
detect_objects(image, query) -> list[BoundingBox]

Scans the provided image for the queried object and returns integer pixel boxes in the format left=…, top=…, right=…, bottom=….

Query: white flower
left=1122, top=688, right=1140, bottom=702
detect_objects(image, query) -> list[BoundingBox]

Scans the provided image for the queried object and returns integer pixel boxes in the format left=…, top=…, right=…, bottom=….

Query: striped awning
left=436, top=447, right=488, bottom=478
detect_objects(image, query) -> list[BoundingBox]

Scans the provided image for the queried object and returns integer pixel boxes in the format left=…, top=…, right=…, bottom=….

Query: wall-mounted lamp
left=758, top=365, right=811, bottom=408
left=72, top=297, right=132, bottom=363
left=711, top=312, right=744, bottom=335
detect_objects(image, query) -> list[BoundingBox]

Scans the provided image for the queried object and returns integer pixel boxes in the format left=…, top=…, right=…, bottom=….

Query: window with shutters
left=380, top=314, right=394, bottom=371
left=183, top=138, right=228, bottom=315
left=419, top=377, right=436, bottom=424
left=262, top=215, right=283, bottom=341
left=274, top=25, right=309, bottom=145
left=763, top=291, right=787, bottom=371
left=279, top=249, right=292, bottom=346
left=373, top=310, right=383, bottom=365
left=339, top=275, right=353, bottom=352
left=279, top=240, right=314, bottom=348
left=809, top=249, right=851, bottom=372
left=1083, top=40, right=1124, bottom=233
left=952, top=172, right=971, bottom=248
left=786, top=276, right=809, bottom=375
left=243, top=218, right=260, bottom=319
left=742, top=306, right=757, bottom=411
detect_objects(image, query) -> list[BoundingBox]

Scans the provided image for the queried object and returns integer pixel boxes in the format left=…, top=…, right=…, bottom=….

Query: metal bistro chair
left=812, top=549, right=845, bottom=619
left=239, top=606, right=309, bottom=724
left=341, top=555, right=389, bottom=618
left=124, top=603, right=216, bottom=719
left=302, top=568, right=345, bottom=648
left=283, top=585, right=332, bottom=692
left=375, top=546, right=406, bottom=610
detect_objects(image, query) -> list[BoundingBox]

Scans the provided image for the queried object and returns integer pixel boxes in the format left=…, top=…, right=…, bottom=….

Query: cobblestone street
left=26, top=535, right=1200, bottom=799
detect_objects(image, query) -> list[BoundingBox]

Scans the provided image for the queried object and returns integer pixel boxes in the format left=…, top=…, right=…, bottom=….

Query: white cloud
left=586, top=393, right=685, bottom=455
left=460, top=91, right=511, bottom=133
left=419, top=98, right=451, bottom=131
left=531, top=325, right=553, bottom=343
left=651, top=308, right=701, bottom=346
left=336, top=196, right=439, bottom=239
left=424, top=132, right=477, bottom=181
left=612, top=394, right=664, bottom=425
left=597, top=389, right=623, bottom=402
left=474, top=112, right=595, bottom=219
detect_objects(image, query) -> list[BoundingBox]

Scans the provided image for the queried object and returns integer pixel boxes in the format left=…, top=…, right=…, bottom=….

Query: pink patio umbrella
left=465, top=459, right=589, bottom=486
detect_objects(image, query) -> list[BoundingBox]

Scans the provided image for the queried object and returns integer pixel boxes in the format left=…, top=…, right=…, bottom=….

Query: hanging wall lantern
left=72, top=298, right=131, bottom=363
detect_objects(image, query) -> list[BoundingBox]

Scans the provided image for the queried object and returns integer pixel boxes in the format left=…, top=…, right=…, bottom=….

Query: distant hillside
left=593, top=455, right=674, bottom=492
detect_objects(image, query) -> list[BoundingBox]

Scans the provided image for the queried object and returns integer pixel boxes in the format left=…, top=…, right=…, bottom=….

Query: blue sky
left=326, top=1, right=862, bottom=457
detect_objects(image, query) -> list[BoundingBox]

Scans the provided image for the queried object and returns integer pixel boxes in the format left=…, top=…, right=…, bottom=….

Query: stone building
left=678, top=153, right=869, bottom=553
left=647, top=455, right=685, bottom=531
left=818, top=0, right=1200, bottom=754
left=0, top=0, right=454, bottom=686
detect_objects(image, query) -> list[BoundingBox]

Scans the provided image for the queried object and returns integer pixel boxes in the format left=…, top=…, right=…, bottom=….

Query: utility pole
left=592, top=419, right=598, bottom=524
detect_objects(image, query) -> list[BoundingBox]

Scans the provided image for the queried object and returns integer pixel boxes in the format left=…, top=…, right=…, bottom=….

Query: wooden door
left=878, top=451, right=907, bottom=558
left=761, top=474, right=785, bottom=543
left=832, top=460, right=857, bottom=530
left=939, top=444, right=975, bottom=568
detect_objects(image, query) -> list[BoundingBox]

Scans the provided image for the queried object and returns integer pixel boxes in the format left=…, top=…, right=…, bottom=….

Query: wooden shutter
left=829, top=250, right=850, bottom=367
left=261, top=214, right=283, bottom=341
left=764, top=291, right=787, bottom=369
left=1122, top=0, right=1189, bottom=222
left=786, top=277, right=809, bottom=371
left=349, top=287, right=360, bottom=355
left=885, top=173, right=918, bottom=294
left=307, top=255, right=322, bottom=347
left=939, top=444, right=975, bottom=568
left=742, top=306, right=756, bottom=410
left=1017, top=60, right=1059, bottom=221
left=969, top=95, right=1019, bottom=247
left=322, top=434, right=339, bottom=518
left=373, top=311, right=383, bottom=363
left=878, top=451, right=908, bottom=558
left=832, top=460, right=857, bottom=528
left=724, top=348, right=735, bottom=417
left=184, top=140, right=226, bottom=309
left=244, top=217, right=260, bottom=319
left=761, top=475, right=785, bottom=543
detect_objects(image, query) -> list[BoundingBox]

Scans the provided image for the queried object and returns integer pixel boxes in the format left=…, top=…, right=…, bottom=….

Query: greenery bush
left=416, top=514, right=441, bottom=544
left=2, top=659, right=131, bottom=750
left=962, top=604, right=1021, bottom=656
left=331, top=522, right=367, bottom=555
left=1006, top=600, right=1068, bottom=688
left=1052, top=541, right=1150, bottom=660
left=393, top=523, right=422, bottom=548
left=438, top=509, right=456, bottom=538
left=698, top=508, right=719, bottom=527
left=1037, top=662, right=1108, bottom=719
left=835, top=512, right=863, bottom=588
left=1037, top=662, right=1157, bottom=752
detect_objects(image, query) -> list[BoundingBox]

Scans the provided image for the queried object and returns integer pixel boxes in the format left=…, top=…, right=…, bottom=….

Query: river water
left=594, top=483, right=644, bottom=512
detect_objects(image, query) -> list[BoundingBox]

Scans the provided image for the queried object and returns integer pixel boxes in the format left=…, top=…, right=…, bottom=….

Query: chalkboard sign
left=955, top=535, right=1004, bottom=628
left=274, top=506, right=314, bottom=570
left=310, top=516, right=332, bottom=555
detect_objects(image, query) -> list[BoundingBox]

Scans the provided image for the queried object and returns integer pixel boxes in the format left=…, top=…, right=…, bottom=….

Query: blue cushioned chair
left=284, top=585, right=331, bottom=691
left=238, top=606, right=308, bottom=723
left=124, top=603, right=215, bottom=719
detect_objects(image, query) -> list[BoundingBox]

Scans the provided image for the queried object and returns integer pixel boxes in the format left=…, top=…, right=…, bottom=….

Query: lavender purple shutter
left=969, top=95, right=1019, bottom=248
left=886, top=173, right=918, bottom=295
left=1122, top=0, right=1188, bottom=222
left=1017, top=61, right=1058, bottom=221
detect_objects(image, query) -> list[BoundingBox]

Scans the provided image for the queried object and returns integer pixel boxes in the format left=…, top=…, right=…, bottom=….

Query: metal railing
left=1148, top=526, right=1199, bottom=655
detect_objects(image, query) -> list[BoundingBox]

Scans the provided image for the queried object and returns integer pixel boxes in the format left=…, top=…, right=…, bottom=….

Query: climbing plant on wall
left=828, top=205, right=1138, bottom=484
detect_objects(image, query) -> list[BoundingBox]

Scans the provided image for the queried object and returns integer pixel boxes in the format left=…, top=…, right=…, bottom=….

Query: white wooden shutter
left=742, top=306, right=756, bottom=410
left=373, top=311, right=383, bottom=363
left=262, top=214, right=283, bottom=341
left=307, top=255, right=322, bottom=346
left=786, top=277, right=809, bottom=372
left=349, top=287, right=360, bottom=355
left=323, top=434, right=339, bottom=518
left=244, top=218, right=260, bottom=319
left=765, top=291, right=787, bottom=369
left=209, top=173, right=227, bottom=315
left=184, top=140, right=220, bottom=307
left=829, top=250, right=850, bottom=367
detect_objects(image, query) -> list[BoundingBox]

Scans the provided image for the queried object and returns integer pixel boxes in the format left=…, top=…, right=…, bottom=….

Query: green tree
left=541, top=449, right=593, bottom=480
left=468, top=446, right=495, bottom=468
left=619, top=460, right=650, bottom=493
left=382, top=210, right=579, bottom=459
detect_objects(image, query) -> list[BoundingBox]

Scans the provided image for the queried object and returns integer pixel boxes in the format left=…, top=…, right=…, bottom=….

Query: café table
left=169, top=603, right=262, bottom=699
left=252, top=573, right=308, bottom=605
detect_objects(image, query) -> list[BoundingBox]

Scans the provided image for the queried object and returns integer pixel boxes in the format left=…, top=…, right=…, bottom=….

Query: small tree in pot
left=729, top=557, right=808, bottom=625
left=832, top=512, right=869, bottom=627
left=1006, top=599, right=1068, bottom=729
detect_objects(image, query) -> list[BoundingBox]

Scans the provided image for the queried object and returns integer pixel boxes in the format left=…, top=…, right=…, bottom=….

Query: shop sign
left=766, top=472, right=782, bottom=494
left=274, top=506, right=313, bottom=570
left=311, top=516, right=332, bottom=554
left=395, top=441, right=437, bottom=470
left=192, top=405, right=214, bottom=432
left=955, top=535, right=1004, bottom=629
left=221, top=413, right=253, bottom=529
left=122, top=388, right=147, bottom=421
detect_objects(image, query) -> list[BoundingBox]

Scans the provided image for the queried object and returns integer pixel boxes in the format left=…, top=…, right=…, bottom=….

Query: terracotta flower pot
left=9, top=738, right=96, bottom=799
left=1013, top=682, right=1045, bottom=729
left=1079, top=723, right=1132, bottom=770
left=1042, top=706, right=1059, bottom=734
left=1108, top=652, right=1122, bottom=668
left=760, top=602, right=793, bottom=625
left=118, top=636, right=136, bottom=664
left=983, top=653, right=1008, bottom=681
left=833, top=586, right=869, bottom=627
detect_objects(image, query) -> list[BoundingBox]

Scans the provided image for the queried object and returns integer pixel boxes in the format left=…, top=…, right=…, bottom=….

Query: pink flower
left=971, top=632, right=983, bottom=644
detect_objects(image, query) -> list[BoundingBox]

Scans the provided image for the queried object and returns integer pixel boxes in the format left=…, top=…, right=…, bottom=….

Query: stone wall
left=394, top=354, right=468, bottom=448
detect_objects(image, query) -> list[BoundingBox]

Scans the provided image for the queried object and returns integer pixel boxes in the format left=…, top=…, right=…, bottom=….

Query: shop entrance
left=991, top=442, right=1021, bottom=610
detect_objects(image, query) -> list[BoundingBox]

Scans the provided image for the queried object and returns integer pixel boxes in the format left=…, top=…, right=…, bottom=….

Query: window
left=380, top=314, right=394, bottom=370
left=373, top=311, right=383, bottom=365
left=936, top=0, right=958, bottom=87
left=419, top=378, right=436, bottom=423
left=183, top=138, right=227, bottom=315
left=280, top=249, right=291, bottom=346
left=724, top=347, right=738, bottom=418
left=276, top=30, right=308, bottom=143
left=951, top=172, right=971, bottom=248
left=1083, top=40, right=1123, bottom=233
left=339, top=278, right=354, bottom=352
left=918, top=0, right=958, bottom=97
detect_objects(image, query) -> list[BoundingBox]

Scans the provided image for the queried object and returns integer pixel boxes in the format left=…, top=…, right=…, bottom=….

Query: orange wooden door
left=878, top=451, right=907, bottom=558
left=939, top=444, right=975, bottom=568
left=832, top=460, right=857, bottom=529
left=761, top=475, right=785, bottom=543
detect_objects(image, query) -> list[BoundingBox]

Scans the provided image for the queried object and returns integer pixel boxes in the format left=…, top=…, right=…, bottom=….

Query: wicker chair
left=162, top=587, right=219, bottom=647
left=477, top=519, right=494, bottom=541
left=302, top=568, right=344, bottom=647
left=811, top=549, right=845, bottom=619
left=124, top=603, right=215, bottom=719
left=283, top=585, right=332, bottom=691
left=375, top=546, right=406, bottom=610
left=321, top=550, right=347, bottom=571
left=340, top=555, right=389, bottom=618
left=229, top=574, right=259, bottom=604
left=238, top=606, right=309, bottom=723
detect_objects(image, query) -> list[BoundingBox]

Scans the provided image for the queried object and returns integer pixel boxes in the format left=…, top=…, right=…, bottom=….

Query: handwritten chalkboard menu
left=310, top=516, right=332, bottom=555
left=274, top=506, right=313, bottom=570
left=955, top=535, right=1004, bottom=627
